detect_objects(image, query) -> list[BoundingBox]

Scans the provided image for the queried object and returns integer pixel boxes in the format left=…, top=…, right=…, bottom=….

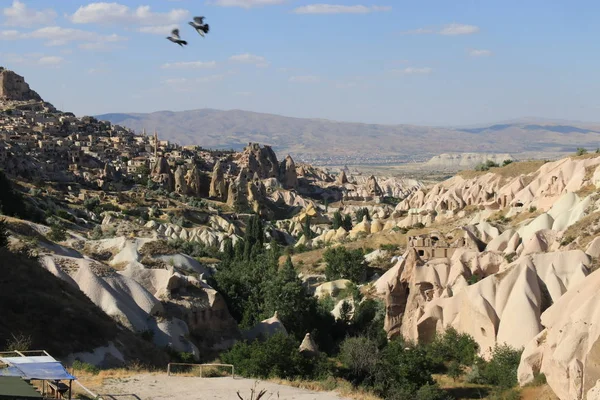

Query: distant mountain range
left=96, top=109, right=600, bottom=164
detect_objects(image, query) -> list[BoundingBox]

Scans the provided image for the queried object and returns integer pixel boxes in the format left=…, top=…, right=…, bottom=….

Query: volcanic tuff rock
left=518, top=267, right=600, bottom=400
left=209, top=159, right=228, bottom=200
left=185, top=164, right=203, bottom=196
left=280, top=155, right=299, bottom=189
left=151, top=157, right=174, bottom=191
left=240, top=143, right=280, bottom=180
left=174, top=165, right=187, bottom=195
left=0, top=67, right=42, bottom=101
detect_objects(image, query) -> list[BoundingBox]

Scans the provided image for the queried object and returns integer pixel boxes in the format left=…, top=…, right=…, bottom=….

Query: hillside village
left=2, top=66, right=600, bottom=400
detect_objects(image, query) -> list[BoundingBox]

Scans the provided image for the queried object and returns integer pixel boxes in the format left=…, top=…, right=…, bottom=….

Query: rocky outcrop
left=336, top=170, right=349, bottom=185
left=299, top=333, right=319, bottom=357
left=174, top=165, right=187, bottom=195
left=365, top=175, right=383, bottom=197
left=397, top=156, right=600, bottom=216
left=240, top=143, right=279, bottom=180
left=247, top=172, right=274, bottom=219
left=518, top=268, right=600, bottom=400
left=0, top=67, right=42, bottom=101
left=379, top=248, right=590, bottom=358
left=226, top=168, right=250, bottom=211
left=209, top=160, right=228, bottom=200
left=151, top=157, right=174, bottom=191
left=185, top=165, right=203, bottom=196
left=279, top=155, right=298, bottom=189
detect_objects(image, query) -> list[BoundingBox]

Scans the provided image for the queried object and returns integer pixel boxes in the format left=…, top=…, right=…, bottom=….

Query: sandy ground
left=97, top=374, right=349, bottom=400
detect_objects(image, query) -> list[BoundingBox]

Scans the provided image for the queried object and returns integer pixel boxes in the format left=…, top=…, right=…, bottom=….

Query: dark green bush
left=323, top=246, right=366, bottom=283
left=47, top=222, right=67, bottom=242
left=478, top=344, right=522, bottom=389
left=72, top=360, right=100, bottom=375
left=221, top=333, right=329, bottom=380
left=426, top=328, right=479, bottom=370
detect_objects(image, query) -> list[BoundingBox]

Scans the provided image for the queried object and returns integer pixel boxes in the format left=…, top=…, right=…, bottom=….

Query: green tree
left=332, top=211, right=343, bottom=229
left=303, top=216, right=312, bottom=239
left=0, top=218, right=8, bottom=248
left=447, top=361, right=463, bottom=382
left=356, top=208, right=371, bottom=222
left=502, top=159, right=513, bottom=166
left=324, top=246, right=366, bottom=283
left=48, top=222, right=67, bottom=242
left=374, top=339, right=437, bottom=398
left=576, top=147, right=588, bottom=156
left=264, top=256, right=315, bottom=338
left=221, top=333, right=323, bottom=380
left=342, top=214, right=353, bottom=231
left=479, top=344, right=522, bottom=389
left=340, top=336, right=379, bottom=383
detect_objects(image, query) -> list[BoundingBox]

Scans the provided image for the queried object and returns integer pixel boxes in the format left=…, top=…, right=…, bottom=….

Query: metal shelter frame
left=0, top=351, right=75, bottom=399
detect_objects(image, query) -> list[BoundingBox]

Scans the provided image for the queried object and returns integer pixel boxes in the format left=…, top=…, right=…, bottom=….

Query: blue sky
left=1, top=0, right=599, bottom=126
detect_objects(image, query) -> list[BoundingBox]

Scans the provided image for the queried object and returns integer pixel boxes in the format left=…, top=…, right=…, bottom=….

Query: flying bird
left=166, top=29, right=187, bottom=47
left=189, top=16, right=210, bottom=37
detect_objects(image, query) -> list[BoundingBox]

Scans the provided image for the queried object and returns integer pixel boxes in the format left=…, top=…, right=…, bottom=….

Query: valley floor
left=91, top=374, right=349, bottom=400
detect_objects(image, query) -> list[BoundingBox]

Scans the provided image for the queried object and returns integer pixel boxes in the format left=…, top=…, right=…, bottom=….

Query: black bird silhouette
left=189, top=16, right=210, bottom=37
left=166, top=29, right=187, bottom=47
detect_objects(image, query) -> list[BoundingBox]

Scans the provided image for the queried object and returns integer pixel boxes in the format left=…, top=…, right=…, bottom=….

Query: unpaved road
left=98, top=374, right=349, bottom=400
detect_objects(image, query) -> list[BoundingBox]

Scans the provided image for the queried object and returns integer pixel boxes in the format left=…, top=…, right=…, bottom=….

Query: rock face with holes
left=378, top=245, right=590, bottom=359
left=0, top=67, right=42, bottom=101
left=151, top=157, right=174, bottom=191
left=238, top=143, right=280, bottom=180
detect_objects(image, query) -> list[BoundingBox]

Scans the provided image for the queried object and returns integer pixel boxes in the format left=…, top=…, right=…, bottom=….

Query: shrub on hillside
left=576, top=147, right=588, bottom=156
left=426, top=327, right=479, bottom=370
left=476, top=344, right=522, bottom=389
left=323, top=246, right=366, bottom=283
left=475, top=160, right=500, bottom=171
left=220, top=333, right=329, bottom=380
left=339, top=336, right=379, bottom=383
left=47, top=222, right=67, bottom=242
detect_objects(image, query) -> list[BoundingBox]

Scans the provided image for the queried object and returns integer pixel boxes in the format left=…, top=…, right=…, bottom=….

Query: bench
left=46, top=380, right=69, bottom=398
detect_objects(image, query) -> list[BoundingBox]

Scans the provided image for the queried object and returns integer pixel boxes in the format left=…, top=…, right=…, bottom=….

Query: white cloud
left=293, top=4, right=391, bottom=14
left=394, top=67, right=433, bottom=75
left=0, top=30, right=20, bottom=40
left=289, top=75, right=320, bottom=83
left=210, top=0, right=285, bottom=8
left=229, top=53, right=269, bottom=68
left=138, top=25, right=178, bottom=35
left=161, top=61, right=217, bottom=69
left=3, top=0, right=56, bottom=27
left=235, top=91, right=252, bottom=96
left=401, top=23, right=479, bottom=36
left=38, top=56, right=63, bottom=65
left=70, top=3, right=189, bottom=26
left=4, top=26, right=126, bottom=48
left=439, top=23, right=479, bottom=35
left=27, top=26, right=126, bottom=47
left=468, top=48, right=492, bottom=57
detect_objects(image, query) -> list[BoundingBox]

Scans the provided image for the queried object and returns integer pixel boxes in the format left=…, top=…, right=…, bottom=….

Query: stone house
left=407, top=231, right=476, bottom=259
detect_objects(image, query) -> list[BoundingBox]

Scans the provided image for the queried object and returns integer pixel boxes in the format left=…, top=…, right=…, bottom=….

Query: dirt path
left=97, top=373, right=350, bottom=400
